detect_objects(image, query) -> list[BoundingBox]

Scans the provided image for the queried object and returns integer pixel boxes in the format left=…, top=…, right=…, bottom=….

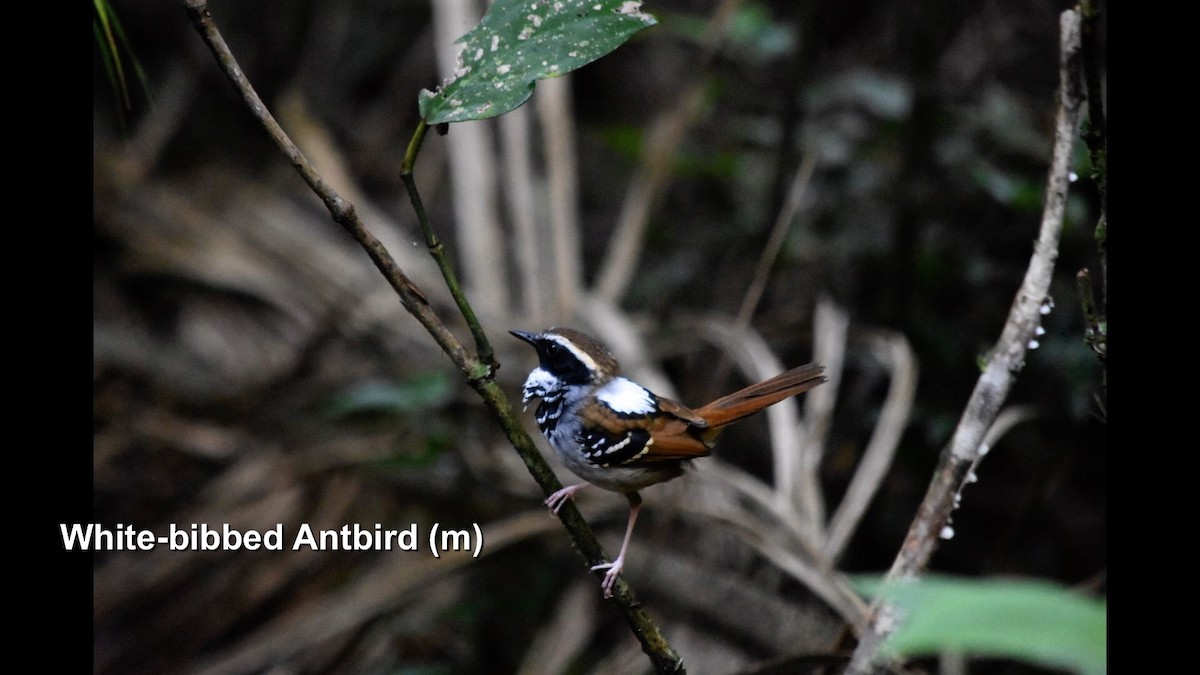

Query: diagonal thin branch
left=181, top=0, right=464, bottom=369
left=735, top=152, right=820, bottom=327
left=181, top=2, right=684, bottom=671
left=844, top=9, right=1087, bottom=674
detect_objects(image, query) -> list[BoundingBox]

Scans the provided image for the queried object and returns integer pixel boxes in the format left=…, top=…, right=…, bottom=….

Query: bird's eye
left=544, top=343, right=568, bottom=369
left=541, top=342, right=590, bottom=384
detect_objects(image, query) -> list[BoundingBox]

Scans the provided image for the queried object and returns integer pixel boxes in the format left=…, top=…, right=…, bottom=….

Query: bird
left=510, top=327, right=827, bottom=597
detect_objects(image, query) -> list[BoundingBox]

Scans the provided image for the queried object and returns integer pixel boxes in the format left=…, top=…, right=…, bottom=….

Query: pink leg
left=591, top=493, right=642, bottom=598
left=545, top=483, right=587, bottom=514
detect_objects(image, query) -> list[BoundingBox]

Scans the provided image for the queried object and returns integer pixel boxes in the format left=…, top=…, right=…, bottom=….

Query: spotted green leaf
left=418, top=0, right=656, bottom=124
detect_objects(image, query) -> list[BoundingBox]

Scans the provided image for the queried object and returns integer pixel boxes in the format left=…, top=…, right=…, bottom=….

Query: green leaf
left=855, top=575, right=1107, bottom=675
left=418, top=0, right=657, bottom=124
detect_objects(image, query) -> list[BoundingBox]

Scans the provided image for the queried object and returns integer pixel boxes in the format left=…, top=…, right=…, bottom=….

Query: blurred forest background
left=93, top=0, right=1105, bottom=673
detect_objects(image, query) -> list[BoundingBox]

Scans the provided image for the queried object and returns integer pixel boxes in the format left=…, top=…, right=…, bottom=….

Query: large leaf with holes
left=418, top=0, right=656, bottom=124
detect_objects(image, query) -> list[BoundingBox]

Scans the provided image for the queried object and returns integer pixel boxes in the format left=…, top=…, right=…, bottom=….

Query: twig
left=735, top=153, right=819, bottom=327
left=400, top=122, right=499, bottom=371
left=428, top=0, right=511, bottom=316
left=182, top=2, right=684, bottom=671
left=696, top=318, right=812, bottom=533
left=798, top=296, right=848, bottom=534
left=824, top=331, right=917, bottom=562
left=843, top=10, right=1086, bottom=674
left=181, top=1, right=464, bottom=370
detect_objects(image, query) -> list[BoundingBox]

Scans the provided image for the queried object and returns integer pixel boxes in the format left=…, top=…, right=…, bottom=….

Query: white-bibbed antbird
left=511, top=327, right=826, bottom=597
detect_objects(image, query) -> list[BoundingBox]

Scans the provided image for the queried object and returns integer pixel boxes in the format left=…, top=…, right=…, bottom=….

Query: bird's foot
left=590, top=557, right=624, bottom=598
left=545, top=484, right=585, bottom=514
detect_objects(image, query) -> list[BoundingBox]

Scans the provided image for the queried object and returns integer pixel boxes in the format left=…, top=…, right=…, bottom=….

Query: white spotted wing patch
left=582, top=428, right=653, bottom=467
left=595, top=377, right=657, bottom=417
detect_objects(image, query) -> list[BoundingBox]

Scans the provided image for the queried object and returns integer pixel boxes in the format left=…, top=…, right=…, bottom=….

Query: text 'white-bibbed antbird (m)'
left=511, top=327, right=827, bottom=598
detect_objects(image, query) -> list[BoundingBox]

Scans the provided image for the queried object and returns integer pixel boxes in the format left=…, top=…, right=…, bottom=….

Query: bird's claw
left=545, top=484, right=583, bottom=514
left=591, top=559, right=623, bottom=598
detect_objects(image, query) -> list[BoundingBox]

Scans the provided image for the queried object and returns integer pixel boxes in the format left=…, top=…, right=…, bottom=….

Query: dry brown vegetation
left=92, top=1, right=1105, bottom=673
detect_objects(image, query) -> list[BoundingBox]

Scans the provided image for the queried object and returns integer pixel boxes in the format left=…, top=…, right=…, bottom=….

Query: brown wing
left=578, top=393, right=712, bottom=466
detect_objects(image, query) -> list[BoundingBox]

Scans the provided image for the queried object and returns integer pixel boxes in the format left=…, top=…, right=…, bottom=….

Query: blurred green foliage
left=856, top=575, right=1106, bottom=675
left=326, top=373, right=454, bottom=418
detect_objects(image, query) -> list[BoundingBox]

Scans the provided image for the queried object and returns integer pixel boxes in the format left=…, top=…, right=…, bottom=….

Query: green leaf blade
left=419, top=0, right=657, bottom=124
left=856, top=575, right=1107, bottom=675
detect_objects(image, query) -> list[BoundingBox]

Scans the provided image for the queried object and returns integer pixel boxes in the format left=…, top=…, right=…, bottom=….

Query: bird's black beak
left=509, top=330, right=538, bottom=346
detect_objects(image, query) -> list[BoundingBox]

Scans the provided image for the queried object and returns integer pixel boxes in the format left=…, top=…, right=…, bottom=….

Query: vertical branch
left=429, top=0, right=511, bottom=316
left=536, top=75, right=584, bottom=321
left=797, top=295, right=847, bottom=533
left=499, top=105, right=546, bottom=325
left=1077, top=0, right=1106, bottom=396
left=844, top=10, right=1086, bottom=673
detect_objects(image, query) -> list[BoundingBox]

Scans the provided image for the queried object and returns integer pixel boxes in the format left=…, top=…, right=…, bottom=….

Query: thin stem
left=735, top=153, right=819, bottom=328
left=401, top=119, right=498, bottom=372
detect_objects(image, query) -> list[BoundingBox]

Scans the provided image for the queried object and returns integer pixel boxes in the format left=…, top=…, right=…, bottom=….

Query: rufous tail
left=695, top=363, right=826, bottom=431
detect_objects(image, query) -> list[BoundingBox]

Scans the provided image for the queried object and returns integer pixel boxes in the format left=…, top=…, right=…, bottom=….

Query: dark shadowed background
left=92, top=1, right=1105, bottom=673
